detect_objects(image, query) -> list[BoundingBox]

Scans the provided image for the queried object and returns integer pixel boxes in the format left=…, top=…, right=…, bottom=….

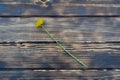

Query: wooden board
left=0, top=0, right=120, bottom=16
left=0, top=17, right=120, bottom=42
left=0, top=70, right=119, bottom=80
left=0, top=42, right=119, bottom=69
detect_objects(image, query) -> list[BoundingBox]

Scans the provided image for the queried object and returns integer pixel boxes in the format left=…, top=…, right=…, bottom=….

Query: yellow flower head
left=35, top=18, right=45, bottom=28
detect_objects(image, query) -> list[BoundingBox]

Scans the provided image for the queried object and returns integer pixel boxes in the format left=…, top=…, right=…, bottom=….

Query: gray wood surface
left=0, top=70, right=119, bottom=80
left=0, top=17, right=120, bottom=42
left=0, top=1, right=120, bottom=79
left=0, top=0, right=120, bottom=16
left=0, top=42, right=119, bottom=69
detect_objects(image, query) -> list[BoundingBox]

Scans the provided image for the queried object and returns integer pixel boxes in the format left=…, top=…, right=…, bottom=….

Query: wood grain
left=0, top=42, right=119, bottom=69
left=0, top=17, right=120, bottom=42
left=0, top=0, right=120, bottom=16
left=0, top=70, right=119, bottom=80
left=0, top=0, right=120, bottom=79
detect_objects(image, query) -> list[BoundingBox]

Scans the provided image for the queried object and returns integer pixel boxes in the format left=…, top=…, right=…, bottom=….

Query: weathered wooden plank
left=0, top=70, right=119, bottom=80
left=0, top=42, right=119, bottom=69
left=0, top=0, right=120, bottom=16
left=0, top=17, right=120, bottom=42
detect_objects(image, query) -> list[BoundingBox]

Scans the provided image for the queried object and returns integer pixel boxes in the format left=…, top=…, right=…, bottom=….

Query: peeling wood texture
left=0, top=42, right=119, bottom=69
left=0, top=70, right=119, bottom=80
left=0, top=17, right=120, bottom=42
left=0, top=0, right=120, bottom=16
left=0, top=0, right=120, bottom=80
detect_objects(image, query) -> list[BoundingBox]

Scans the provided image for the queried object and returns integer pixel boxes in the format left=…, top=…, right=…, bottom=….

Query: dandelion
left=35, top=18, right=87, bottom=68
left=35, top=18, right=44, bottom=28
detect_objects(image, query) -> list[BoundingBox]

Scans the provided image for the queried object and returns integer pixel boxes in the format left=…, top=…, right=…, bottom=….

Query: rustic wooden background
left=0, top=0, right=120, bottom=80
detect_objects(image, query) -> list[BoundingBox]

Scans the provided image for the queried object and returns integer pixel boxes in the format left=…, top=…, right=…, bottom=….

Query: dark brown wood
left=0, top=17, right=120, bottom=42
left=0, top=42, right=119, bottom=69
left=0, top=0, right=120, bottom=16
left=0, top=70, right=119, bottom=80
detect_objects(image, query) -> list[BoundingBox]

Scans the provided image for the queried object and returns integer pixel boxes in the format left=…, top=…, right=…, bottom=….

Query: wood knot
left=34, top=0, right=52, bottom=7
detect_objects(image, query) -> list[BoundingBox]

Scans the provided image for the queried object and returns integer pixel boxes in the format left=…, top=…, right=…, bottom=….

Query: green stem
left=42, top=26, right=87, bottom=68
